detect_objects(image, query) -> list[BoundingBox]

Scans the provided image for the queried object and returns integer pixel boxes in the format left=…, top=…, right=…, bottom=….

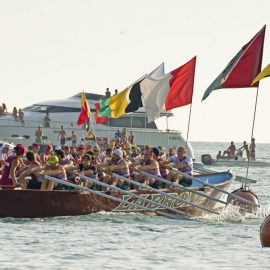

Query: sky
left=0, top=0, right=270, bottom=143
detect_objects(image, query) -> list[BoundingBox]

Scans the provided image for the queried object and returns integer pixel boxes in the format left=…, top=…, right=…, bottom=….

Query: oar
left=234, top=175, right=257, bottom=184
left=193, top=166, right=257, bottom=184
left=44, top=175, right=190, bottom=216
left=78, top=174, right=194, bottom=217
left=44, top=175, right=157, bottom=212
left=172, top=169, right=260, bottom=207
left=112, top=173, right=220, bottom=215
left=140, top=171, right=227, bottom=205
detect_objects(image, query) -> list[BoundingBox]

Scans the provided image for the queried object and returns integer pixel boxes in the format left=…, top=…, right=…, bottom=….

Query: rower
left=40, top=144, right=53, bottom=164
left=132, top=148, right=160, bottom=188
left=32, top=143, right=42, bottom=164
left=164, top=146, right=193, bottom=187
left=152, top=147, right=169, bottom=182
left=0, top=144, right=26, bottom=189
left=17, top=151, right=43, bottom=189
left=40, top=155, right=67, bottom=190
left=77, top=154, right=98, bottom=189
left=101, top=149, right=130, bottom=190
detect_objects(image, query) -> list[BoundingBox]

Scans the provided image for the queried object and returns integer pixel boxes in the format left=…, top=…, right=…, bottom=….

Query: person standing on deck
left=2, top=103, right=7, bottom=114
left=35, top=126, right=43, bottom=144
left=226, top=141, right=236, bottom=158
left=12, top=107, right=18, bottom=121
left=44, top=112, right=51, bottom=128
left=250, top=138, right=256, bottom=161
left=71, top=130, right=77, bottom=147
left=238, top=141, right=250, bottom=161
left=128, top=131, right=135, bottom=144
left=18, top=109, right=25, bottom=126
left=58, top=126, right=68, bottom=147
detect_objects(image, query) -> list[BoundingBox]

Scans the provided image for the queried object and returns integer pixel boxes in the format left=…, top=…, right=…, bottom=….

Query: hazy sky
left=0, top=0, right=270, bottom=143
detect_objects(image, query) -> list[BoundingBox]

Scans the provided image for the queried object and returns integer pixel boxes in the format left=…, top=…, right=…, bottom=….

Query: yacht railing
left=0, top=117, right=181, bottom=134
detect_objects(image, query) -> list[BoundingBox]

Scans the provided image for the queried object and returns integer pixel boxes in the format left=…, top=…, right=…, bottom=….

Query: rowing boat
left=0, top=171, right=234, bottom=218
left=201, top=154, right=270, bottom=167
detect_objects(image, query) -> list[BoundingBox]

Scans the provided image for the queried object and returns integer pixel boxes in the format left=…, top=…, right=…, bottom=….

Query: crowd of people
left=0, top=138, right=193, bottom=192
left=216, top=139, right=256, bottom=161
left=0, top=103, right=52, bottom=128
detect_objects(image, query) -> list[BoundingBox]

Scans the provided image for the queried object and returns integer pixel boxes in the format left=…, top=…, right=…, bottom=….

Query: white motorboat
left=0, top=92, right=194, bottom=157
left=201, top=154, right=270, bottom=167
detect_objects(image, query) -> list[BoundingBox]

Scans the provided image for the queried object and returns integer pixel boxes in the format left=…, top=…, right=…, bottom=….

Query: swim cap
left=45, top=145, right=53, bottom=152
left=48, top=155, right=59, bottom=164
left=113, top=149, right=123, bottom=158
left=152, top=147, right=160, bottom=157
left=77, top=145, right=85, bottom=151
left=14, top=144, right=26, bottom=156
left=32, top=143, right=40, bottom=148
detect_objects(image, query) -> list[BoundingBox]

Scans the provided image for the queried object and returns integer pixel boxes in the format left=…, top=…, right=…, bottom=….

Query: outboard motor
left=201, top=154, right=213, bottom=165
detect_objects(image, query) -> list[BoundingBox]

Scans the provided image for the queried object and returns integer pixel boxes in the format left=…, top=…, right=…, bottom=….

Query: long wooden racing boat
left=0, top=171, right=233, bottom=218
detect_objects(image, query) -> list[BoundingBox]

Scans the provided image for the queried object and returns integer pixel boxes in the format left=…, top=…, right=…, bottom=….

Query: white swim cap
left=113, top=149, right=123, bottom=158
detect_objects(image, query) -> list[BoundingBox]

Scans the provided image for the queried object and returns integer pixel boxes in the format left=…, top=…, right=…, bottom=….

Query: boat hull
left=0, top=175, right=232, bottom=218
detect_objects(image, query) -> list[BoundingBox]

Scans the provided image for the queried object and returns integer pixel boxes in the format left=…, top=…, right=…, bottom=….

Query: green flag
left=98, top=97, right=111, bottom=117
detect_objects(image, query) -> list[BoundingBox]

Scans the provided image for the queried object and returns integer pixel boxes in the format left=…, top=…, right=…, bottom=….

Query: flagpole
left=244, top=86, right=259, bottom=188
left=166, top=116, right=169, bottom=152
left=88, top=116, right=104, bottom=151
left=144, top=115, right=146, bottom=146
left=185, top=103, right=193, bottom=148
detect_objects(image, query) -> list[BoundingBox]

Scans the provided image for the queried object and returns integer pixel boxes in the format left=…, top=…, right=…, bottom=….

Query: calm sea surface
left=1, top=142, right=270, bottom=270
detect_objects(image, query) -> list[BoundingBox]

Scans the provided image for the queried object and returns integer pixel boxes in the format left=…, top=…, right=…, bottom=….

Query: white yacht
left=0, top=92, right=194, bottom=157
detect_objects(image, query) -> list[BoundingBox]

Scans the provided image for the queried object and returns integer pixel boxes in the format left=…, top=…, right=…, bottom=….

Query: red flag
left=77, top=91, right=91, bottom=126
left=165, top=56, right=196, bottom=110
left=94, top=102, right=109, bottom=124
left=202, top=25, right=266, bottom=101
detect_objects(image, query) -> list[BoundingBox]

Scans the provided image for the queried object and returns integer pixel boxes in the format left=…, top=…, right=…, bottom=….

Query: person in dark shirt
left=77, top=154, right=97, bottom=188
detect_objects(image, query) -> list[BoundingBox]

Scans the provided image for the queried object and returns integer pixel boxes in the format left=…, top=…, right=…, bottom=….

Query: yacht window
left=40, top=106, right=47, bottom=112
left=23, top=105, right=41, bottom=111
left=132, top=117, right=157, bottom=129
left=108, top=117, right=131, bottom=128
left=106, top=116, right=157, bottom=129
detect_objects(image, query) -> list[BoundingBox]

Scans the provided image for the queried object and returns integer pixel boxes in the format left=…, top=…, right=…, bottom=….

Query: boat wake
left=202, top=202, right=270, bottom=223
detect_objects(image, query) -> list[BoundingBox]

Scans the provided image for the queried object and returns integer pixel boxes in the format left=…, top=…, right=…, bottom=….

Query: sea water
left=1, top=142, right=270, bottom=270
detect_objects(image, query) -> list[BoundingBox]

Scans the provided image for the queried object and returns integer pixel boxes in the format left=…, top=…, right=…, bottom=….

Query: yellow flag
left=109, top=88, right=129, bottom=118
left=85, top=129, right=94, bottom=140
left=252, top=64, right=270, bottom=86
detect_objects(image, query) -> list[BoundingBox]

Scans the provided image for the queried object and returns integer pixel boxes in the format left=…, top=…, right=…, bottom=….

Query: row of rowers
left=0, top=143, right=193, bottom=191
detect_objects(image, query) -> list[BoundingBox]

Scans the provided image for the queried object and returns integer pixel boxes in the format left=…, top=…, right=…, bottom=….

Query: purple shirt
left=169, top=155, right=193, bottom=175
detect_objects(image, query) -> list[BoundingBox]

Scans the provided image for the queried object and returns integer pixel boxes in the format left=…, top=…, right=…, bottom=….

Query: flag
left=109, top=88, right=130, bottom=118
left=165, top=57, right=196, bottom=110
left=252, top=64, right=270, bottom=86
left=94, top=103, right=109, bottom=124
left=77, top=91, right=91, bottom=126
left=85, top=129, right=95, bottom=140
left=97, top=64, right=166, bottom=119
left=125, top=63, right=166, bottom=113
left=140, top=57, right=196, bottom=122
left=202, top=25, right=266, bottom=101
left=148, top=62, right=165, bottom=78
left=98, top=97, right=111, bottom=117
